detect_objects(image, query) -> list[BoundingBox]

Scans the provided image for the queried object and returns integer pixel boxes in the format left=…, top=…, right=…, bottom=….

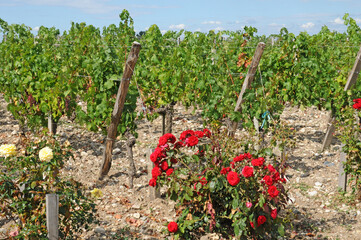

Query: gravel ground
left=1, top=94, right=361, bottom=240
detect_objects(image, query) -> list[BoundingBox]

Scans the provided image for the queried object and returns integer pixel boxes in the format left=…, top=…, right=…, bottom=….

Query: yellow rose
left=39, top=147, right=53, bottom=161
left=0, top=144, right=17, bottom=158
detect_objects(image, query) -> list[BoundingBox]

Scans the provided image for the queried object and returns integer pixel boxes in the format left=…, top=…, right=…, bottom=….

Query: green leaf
left=278, top=224, right=285, bottom=236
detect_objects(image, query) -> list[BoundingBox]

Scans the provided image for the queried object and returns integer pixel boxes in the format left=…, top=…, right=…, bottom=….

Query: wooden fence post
left=338, top=144, right=347, bottom=191
left=99, top=41, right=141, bottom=180
left=147, top=149, right=160, bottom=200
left=229, top=42, right=266, bottom=136
left=46, top=194, right=59, bottom=240
left=322, top=44, right=361, bottom=150
left=48, top=112, right=57, bottom=135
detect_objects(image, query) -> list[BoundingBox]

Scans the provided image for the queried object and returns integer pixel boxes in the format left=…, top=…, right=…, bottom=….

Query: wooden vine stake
left=322, top=44, right=361, bottom=192
left=338, top=144, right=347, bottom=191
left=46, top=194, right=59, bottom=240
left=125, top=130, right=136, bottom=188
left=48, top=112, right=58, bottom=135
left=322, top=44, right=361, bottom=151
left=98, top=41, right=141, bottom=180
left=229, top=42, right=266, bottom=136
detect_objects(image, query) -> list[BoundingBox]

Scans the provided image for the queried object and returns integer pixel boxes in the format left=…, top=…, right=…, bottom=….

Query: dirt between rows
left=1, top=93, right=361, bottom=239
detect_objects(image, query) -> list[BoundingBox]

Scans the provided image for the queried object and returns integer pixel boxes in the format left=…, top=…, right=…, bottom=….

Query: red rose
left=199, top=176, right=207, bottom=186
left=251, top=157, right=264, bottom=167
left=271, top=208, right=277, bottom=219
left=158, top=136, right=167, bottom=146
left=353, top=98, right=361, bottom=110
left=166, top=168, right=174, bottom=176
left=150, top=151, right=158, bottom=163
left=150, top=147, right=164, bottom=162
left=263, top=175, right=273, bottom=186
left=203, top=128, right=211, bottom=137
left=186, top=136, right=199, bottom=147
left=267, top=164, right=276, bottom=173
left=272, top=172, right=281, bottom=182
left=180, top=130, right=195, bottom=141
left=158, top=133, right=176, bottom=146
left=233, top=154, right=245, bottom=162
left=250, top=221, right=255, bottom=228
left=268, top=185, right=279, bottom=198
left=160, top=161, right=168, bottom=171
left=257, top=215, right=266, bottom=226
left=168, top=221, right=178, bottom=233
left=242, top=166, right=254, bottom=178
left=194, top=131, right=205, bottom=138
left=151, top=166, right=162, bottom=178
left=227, top=171, right=240, bottom=186
left=220, top=167, right=231, bottom=175
left=149, top=178, right=157, bottom=187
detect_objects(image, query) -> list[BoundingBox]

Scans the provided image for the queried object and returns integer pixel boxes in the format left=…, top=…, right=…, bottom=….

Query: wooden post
left=321, top=115, right=335, bottom=151
left=147, top=149, right=160, bottom=200
left=229, top=42, right=266, bottom=136
left=48, top=112, right=57, bottom=135
left=46, top=194, right=59, bottom=240
left=322, top=44, right=361, bottom=150
left=338, top=144, right=347, bottom=191
left=344, top=45, right=361, bottom=91
left=126, top=131, right=137, bottom=189
left=165, top=103, right=175, bottom=134
left=98, top=41, right=141, bottom=180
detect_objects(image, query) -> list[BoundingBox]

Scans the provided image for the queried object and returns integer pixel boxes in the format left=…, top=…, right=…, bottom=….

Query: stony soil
left=1, top=93, right=361, bottom=240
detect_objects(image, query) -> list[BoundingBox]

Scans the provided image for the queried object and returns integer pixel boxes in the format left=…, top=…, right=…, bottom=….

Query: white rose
left=39, top=147, right=53, bottom=161
left=0, top=144, right=17, bottom=158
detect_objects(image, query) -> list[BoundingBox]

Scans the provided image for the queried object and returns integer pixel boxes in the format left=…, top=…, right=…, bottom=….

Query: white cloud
left=269, top=23, right=278, bottom=27
left=334, top=17, right=344, bottom=24
left=161, top=30, right=167, bottom=34
left=33, top=26, right=40, bottom=31
left=301, top=22, right=315, bottom=29
left=169, top=24, right=185, bottom=30
left=202, top=21, right=221, bottom=25
left=356, top=18, right=361, bottom=24
left=214, top=26, right=223, bottom=31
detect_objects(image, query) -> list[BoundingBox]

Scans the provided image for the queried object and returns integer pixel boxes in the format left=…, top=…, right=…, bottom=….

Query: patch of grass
left=331, top=189, right=358, bottom=208
left=292, top=182, right=312, bottom=195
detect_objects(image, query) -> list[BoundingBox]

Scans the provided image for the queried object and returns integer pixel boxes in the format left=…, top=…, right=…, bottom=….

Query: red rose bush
left=149, top=129, right=288, bottom=239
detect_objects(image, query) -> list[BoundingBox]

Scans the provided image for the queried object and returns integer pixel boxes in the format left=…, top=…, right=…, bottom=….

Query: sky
left=0, top=0, right=361, bottom=36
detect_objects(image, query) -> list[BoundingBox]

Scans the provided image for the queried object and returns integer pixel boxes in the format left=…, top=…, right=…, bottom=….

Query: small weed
left=292, top=182, right=311, bottom=195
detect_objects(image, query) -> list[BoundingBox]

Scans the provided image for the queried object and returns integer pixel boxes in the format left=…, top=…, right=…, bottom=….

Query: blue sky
left=0, top=0, right=360, bottom=36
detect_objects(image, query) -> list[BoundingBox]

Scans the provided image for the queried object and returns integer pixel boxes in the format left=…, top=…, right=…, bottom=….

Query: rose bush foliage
left=0, top=135, right=96, bottom=239
left=149, top=129, right=288, bottom=239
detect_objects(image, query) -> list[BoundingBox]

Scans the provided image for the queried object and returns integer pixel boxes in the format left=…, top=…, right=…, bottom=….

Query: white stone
left=308, top=190, right=318, bottom=197
left=132, top=204, right=141, bottom=210
left=133, top=212, right=141, bottom=218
